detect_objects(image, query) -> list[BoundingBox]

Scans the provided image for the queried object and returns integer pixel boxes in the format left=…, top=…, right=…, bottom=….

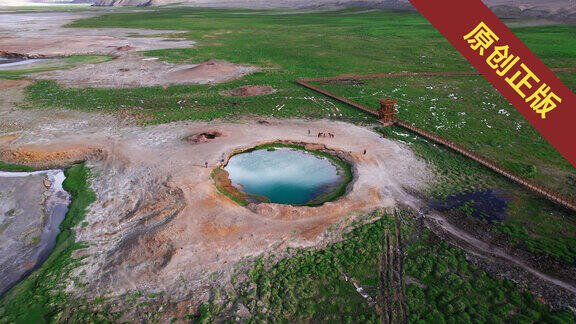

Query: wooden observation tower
left=377, top=98, right=398, bottom=126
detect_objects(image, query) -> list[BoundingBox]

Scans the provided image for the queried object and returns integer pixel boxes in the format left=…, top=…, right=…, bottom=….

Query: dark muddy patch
left=220, top=85, right=275, bottom=97
left=185, top=131, right=223, bottom=144
left=319, top=79, right=366, bottom=86
left=430, top=188, right=508, bottom=223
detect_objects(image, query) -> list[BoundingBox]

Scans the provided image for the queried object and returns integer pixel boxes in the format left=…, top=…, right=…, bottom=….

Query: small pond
left=430, top=188, right=508, bottom=223
left=224, top=146, right=350, bottom=205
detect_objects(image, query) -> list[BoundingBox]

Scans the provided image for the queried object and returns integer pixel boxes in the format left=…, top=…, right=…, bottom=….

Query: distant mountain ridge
left=90, top=0, right=576, bottom=24
left=91, top=0, right=413, bottom=8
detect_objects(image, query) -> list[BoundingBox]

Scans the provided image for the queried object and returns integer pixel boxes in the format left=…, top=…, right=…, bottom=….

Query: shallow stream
left=0, top=170, right=69, bottom=296
left=0, top=57, right=47, bottom=69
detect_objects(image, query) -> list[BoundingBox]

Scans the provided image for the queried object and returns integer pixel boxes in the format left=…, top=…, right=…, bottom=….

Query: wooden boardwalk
left=296, top=70, right=576, bottom=212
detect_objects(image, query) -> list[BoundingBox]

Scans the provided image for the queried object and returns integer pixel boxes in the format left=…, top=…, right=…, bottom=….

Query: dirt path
left=376, top=211, right=407, bottom=323
left=424, top=211, right=576, bottom=296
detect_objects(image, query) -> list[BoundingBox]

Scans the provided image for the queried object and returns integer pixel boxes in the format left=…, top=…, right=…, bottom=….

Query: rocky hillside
left=92, top=0, right=410, bottom=8
left=488, top=0, right=576, bottom=22
left=91, top=0, right=576, bottom=24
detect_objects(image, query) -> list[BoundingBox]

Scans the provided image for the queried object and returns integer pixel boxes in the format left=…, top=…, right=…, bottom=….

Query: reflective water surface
left=225, top=147, right=343, bottom=205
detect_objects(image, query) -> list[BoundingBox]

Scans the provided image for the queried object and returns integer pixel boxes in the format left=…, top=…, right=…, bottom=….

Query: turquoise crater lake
left=224, top=147, right=350, bottom=205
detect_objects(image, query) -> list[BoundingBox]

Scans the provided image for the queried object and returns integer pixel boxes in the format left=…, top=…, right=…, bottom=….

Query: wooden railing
left=394, top=120, right=576, bottom=211
left=296, top=72, right=576, bottom=212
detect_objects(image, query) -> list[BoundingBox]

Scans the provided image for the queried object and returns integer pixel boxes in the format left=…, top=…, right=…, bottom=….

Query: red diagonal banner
left=407, top=0, right=576, bottom=168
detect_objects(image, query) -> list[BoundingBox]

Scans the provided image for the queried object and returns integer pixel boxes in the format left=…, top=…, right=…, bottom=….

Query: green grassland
left=307, top=72, right=576, bottom=265
left=0, top=161, right=35, bottom=172
left=312, top=73, right=576, bottom=197
left=15, top=8, right=576, bottom=129
left=20, top=8, right=489, bottom=124
left=20, top=8, right=576, bottom=261
left=196, top=211, right=573, bottom=322
left=3, top=7, right=576, bottom=321
left=22, top=8, right=576, bottom=177
left=376, top=124, right=576, bottom=264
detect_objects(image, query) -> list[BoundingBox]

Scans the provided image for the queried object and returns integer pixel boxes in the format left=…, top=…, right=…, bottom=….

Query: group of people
left=317, top=132, right=335, bottom=138
left=308, top=129, right=335, bottom=138
left=306, top=129, right=366, bottom=154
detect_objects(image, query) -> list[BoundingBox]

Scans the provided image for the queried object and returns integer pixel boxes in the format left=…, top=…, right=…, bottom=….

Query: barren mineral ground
left=1, top=4, right=576, bottom=323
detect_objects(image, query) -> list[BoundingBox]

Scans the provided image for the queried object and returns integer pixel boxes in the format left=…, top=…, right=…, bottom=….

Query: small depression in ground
left=224, top=147, right=349, bottom=205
